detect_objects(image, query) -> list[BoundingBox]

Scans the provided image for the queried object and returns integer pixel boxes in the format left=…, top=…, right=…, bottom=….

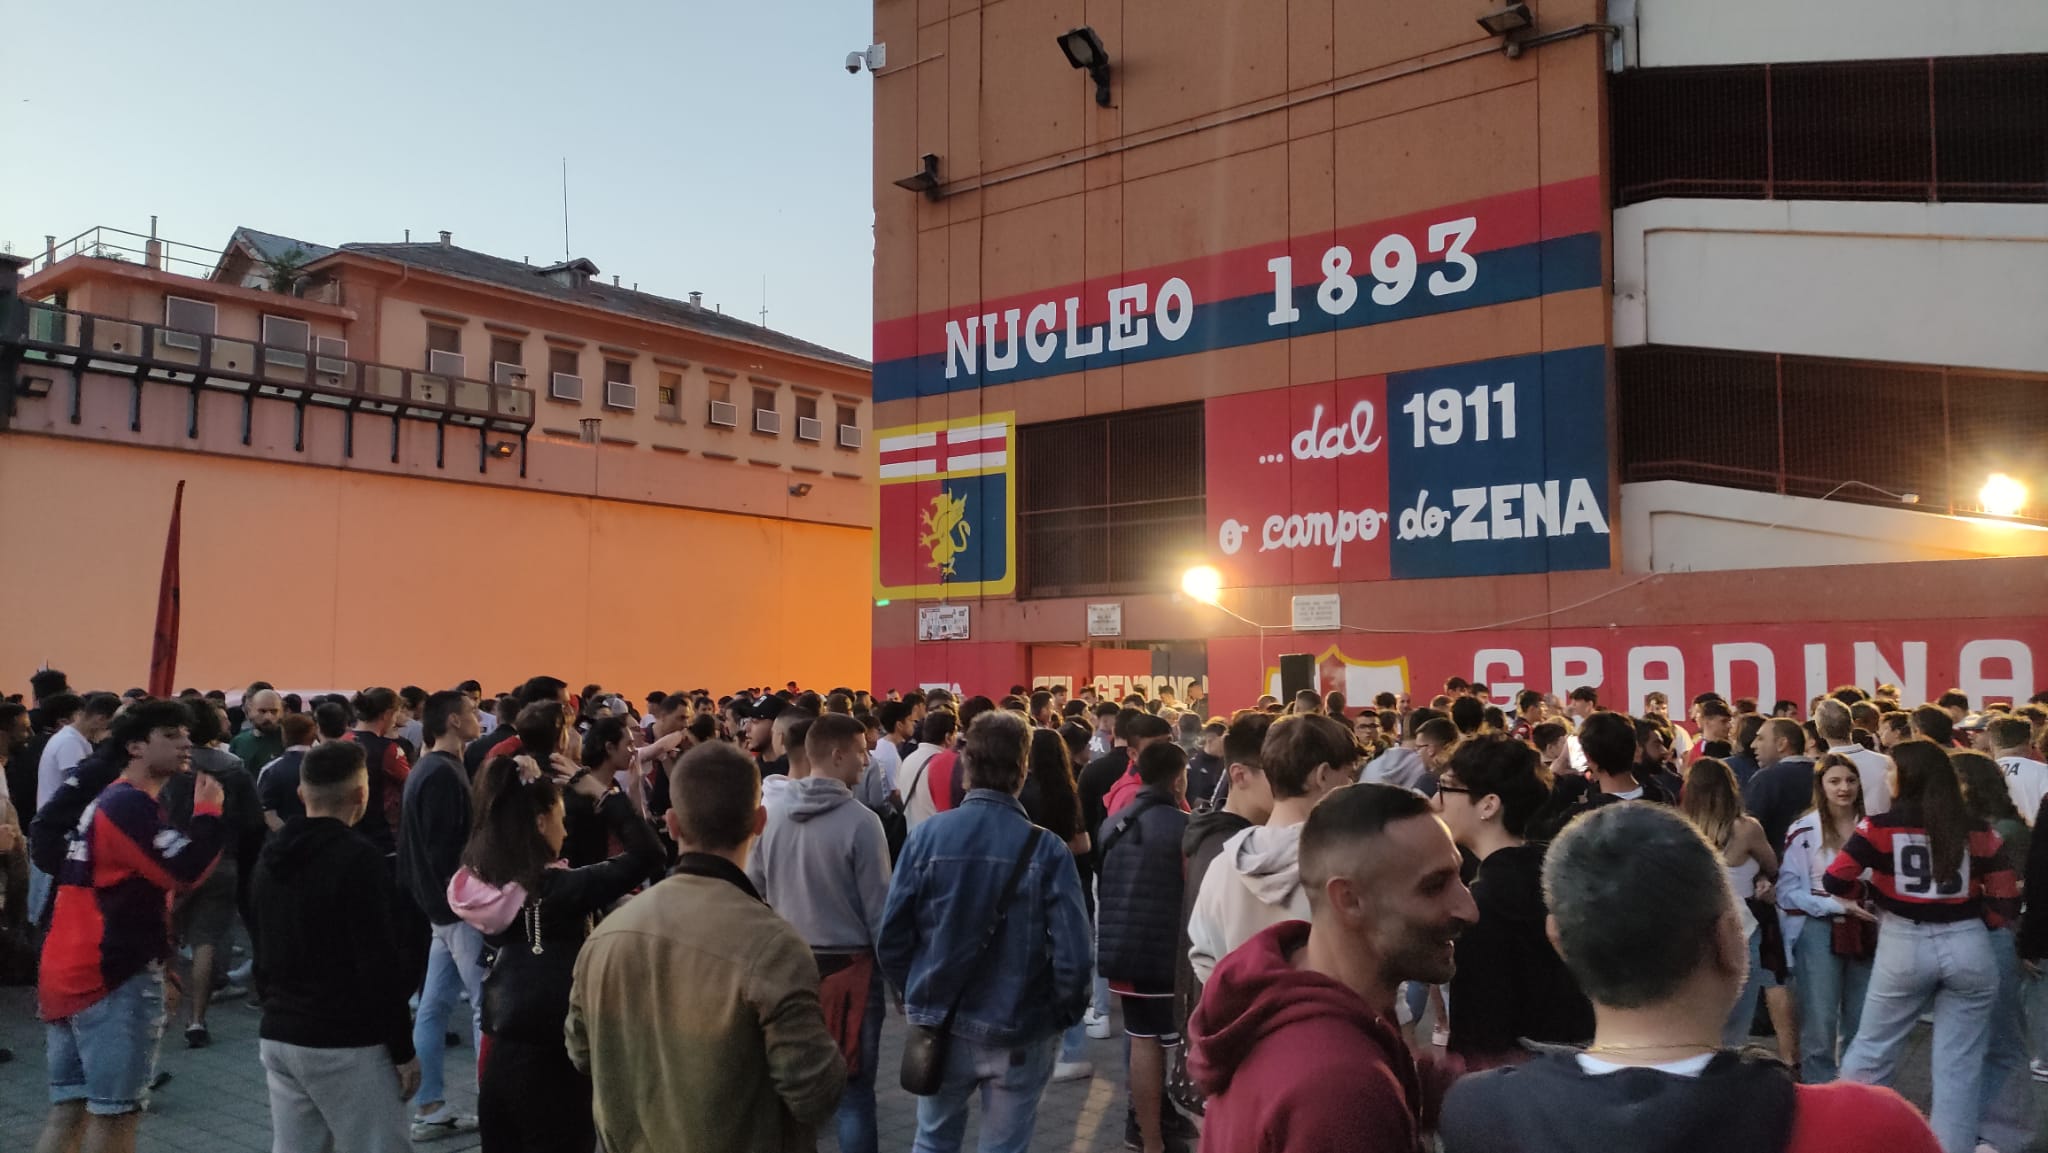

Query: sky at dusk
left=0, top=0, right=878, bottom=359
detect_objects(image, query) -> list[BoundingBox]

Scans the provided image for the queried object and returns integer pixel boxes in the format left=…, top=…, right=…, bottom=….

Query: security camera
left=845, top=43, right=887, bottom=74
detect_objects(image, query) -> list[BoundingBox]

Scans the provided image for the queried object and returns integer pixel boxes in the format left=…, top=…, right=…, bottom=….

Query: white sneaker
left=2032, top=1059, right=2048, bottom=1083
left=410, top=1106, right=478, bottom=1143
left=1051, top=1060, right=1095, bottom=1082
left=1084, top=1009, right=1113, bottom=1040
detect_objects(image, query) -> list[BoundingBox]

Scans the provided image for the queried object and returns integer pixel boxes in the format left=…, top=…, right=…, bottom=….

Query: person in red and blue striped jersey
left=1824, top=738, right=2018, bottom=1153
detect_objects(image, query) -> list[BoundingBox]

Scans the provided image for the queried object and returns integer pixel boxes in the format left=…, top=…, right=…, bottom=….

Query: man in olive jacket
left=567, top=742, right=845, bottom=1153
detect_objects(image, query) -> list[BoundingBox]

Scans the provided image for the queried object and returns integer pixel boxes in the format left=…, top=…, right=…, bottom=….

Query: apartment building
left=0, top=221, right=875, bottom=694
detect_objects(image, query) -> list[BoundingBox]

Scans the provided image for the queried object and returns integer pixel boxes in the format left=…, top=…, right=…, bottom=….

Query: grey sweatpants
left=259, top=1039, right=411, bottom=1153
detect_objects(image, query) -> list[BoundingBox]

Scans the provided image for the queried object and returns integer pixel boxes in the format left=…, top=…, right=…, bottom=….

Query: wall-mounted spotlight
left=789, top=482, right=814, bottom=497
left=487, top=440, right=517, bottom=459
left=1057, top=27, right=1113, bottom=107
left=893, top=153, right=941, bottom=200
left=1476, top=3, right=1534, bottom=55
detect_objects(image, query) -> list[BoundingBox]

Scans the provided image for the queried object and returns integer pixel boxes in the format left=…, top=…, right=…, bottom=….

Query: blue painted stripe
left=873, top=232, right=1603, bottom=403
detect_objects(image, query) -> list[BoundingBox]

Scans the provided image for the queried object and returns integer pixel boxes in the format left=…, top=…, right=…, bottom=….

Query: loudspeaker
left=1278, top=653, right=1316, bottom=701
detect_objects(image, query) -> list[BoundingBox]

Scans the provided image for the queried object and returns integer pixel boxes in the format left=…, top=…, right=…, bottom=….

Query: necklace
left=1582, top=1040, right=1719, bottom=1056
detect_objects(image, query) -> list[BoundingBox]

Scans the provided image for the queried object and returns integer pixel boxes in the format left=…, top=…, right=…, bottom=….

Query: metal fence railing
left=1019, top=403, right=1206, bottom=598
left=1616, top=345, right=2047, bottom=522
left=1613, top=55, right=2048, bottom=206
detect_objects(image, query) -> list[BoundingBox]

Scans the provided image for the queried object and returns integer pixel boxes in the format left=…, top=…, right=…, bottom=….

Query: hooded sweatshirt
left=252, top=815, right=414, bottom=1061
left=1187, top=822, right=1308, bottom=983
left=447, top=789, right=665, bottom=1043
left=1439, top=1047, right=1940, bottom=1153
left=1364, top=745, right=1437, bottom=796
left=1447, top=844, right=1593, bottom=1064
left=1177, top=808, right=1254, bottom=1028
left=746, top=776, right=892, bottom=951
left=1187, top=920, right=1423, bottom=1153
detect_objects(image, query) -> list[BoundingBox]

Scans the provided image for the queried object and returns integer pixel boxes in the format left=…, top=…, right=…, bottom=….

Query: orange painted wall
left=0, top=435, right=871, bottom=698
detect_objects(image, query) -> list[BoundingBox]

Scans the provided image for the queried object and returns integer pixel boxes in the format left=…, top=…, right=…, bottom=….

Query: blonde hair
left=1680, top=757, right=1744, bottom=850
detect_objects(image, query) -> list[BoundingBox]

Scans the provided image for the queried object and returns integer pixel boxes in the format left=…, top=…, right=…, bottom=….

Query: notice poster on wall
left=1203, top=345, right=1610, bottom=585
left=916, top=604, right=970, bottom=642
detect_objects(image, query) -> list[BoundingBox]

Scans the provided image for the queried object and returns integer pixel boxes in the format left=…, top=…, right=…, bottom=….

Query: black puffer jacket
left=1096, top=786, right=1189, bottom=989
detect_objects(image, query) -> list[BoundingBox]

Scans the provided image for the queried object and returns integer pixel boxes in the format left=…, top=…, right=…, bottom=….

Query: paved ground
left=0, top=979, right=2039, bottom=1153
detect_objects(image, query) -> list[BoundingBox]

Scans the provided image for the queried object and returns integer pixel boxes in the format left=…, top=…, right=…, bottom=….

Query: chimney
left=438, top=230, right=452, bottom=248
left=688, top=291, right=703, bottom=307
left=612, top=274, right=620, bottom=287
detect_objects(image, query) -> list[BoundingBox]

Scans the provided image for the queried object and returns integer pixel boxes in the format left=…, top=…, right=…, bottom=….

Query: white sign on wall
left=917, top=604, right=971, bottom=642
left=1087, top=603, right=1123, bottom=638
left=1291, top=594, right=1342, bottom=632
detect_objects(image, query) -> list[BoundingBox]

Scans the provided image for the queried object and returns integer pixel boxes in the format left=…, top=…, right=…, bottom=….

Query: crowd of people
left=3, top=666, right=2047, bottom=1153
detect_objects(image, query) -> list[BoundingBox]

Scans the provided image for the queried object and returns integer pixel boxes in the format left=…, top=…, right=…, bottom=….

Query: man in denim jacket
left=879, top=710, right=1093, bottom=1153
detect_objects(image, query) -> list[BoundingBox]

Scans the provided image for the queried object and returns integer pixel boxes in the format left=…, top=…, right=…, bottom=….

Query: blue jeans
left=1840, top=916, right=1997, bottom=1153
left=412, top=921, right=486, bottom=1110
left=912, top=1033, right=1059, bottom=1153
left=47, top=969, right=162, bottom=1115
left=1978, top=927, right=2034, bottom=1153
left=27, top=863, right=52, bottom=926
left=1723, top=926, right=1763, bottom=1047
left=1060, top=1020, right=1088, bottom=1063
left=836, top=968, right=886, bottom=1153
left=1792, top=918, right=1872, bottom=1083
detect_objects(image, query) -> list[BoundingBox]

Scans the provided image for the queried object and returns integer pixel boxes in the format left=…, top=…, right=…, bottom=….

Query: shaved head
left=245, top=689, right=284, bottom=734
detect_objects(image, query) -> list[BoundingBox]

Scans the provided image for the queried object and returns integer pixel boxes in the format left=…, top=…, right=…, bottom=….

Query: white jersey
left=1998, top=756, right=2048, bottom=826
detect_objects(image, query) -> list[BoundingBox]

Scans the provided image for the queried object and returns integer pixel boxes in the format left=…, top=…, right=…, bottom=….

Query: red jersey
left=1823, top=811, right=2019, bottom=928
left=40, top=779, right=224, bottom=1020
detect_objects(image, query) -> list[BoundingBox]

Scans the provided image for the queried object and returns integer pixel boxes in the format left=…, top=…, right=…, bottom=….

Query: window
left=262, top=315, right=310, bottom=350
left=548, top=347, right=583, bottom=403
left=708, top=380, right=737, bottom=426
left=1018, top=403, right=1205, bottom=598
left=426, top=323, right=463, bottom=376
left=836, top=403, right=862, bottom=449
left=795, top=395, right=821, bottom=441
left=162, top=296, right=216, bottom=351
left=657, top=371, right=681, bottom=420
left=261, top=315, right=310, bottom=369
left=603, top=359, right=636, bottom=410
left=753, top=386, right=781, bottom=435
left=490, top=335, right=524, bottom=384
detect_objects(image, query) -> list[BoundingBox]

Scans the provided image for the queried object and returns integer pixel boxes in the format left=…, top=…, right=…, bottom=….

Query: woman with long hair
left=1827, top=739, right=2016, bottom=1153
left=448, top=756, right=664, bottom=1153
left=1679, top=757, right=1780, bottom=1048
left=1777, top=752, right=1875, bottom=1082
left=1025, top=725, right=1098, bottom=1081
left=1955, top=749, right=2033, bottom=1153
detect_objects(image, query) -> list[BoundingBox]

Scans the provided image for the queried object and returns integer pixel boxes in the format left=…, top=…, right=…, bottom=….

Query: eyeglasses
left=1435, top=782, right=1471, bottom=796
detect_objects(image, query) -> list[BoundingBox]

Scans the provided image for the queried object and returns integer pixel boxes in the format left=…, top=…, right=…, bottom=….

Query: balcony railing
left=22, top=226, right=225, bottom=279
left=6, top=300, right=536, bottom=471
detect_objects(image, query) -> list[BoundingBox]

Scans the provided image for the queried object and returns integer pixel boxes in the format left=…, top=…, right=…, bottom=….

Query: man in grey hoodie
left=1186, top=714, right=1360, bottom=983
left=747, top=712, right=892, bottom=1153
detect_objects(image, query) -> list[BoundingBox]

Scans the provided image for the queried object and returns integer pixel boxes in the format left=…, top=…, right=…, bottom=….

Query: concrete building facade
left=867, top=0, right=2048, bottom=710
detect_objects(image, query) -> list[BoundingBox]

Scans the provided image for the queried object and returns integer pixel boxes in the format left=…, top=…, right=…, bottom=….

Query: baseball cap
left=1957, top=712, right=1989, bottom=733
left=748, top=695, right=789, bottom=722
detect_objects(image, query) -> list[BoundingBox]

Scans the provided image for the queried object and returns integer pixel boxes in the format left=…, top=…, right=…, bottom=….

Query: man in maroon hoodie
left=1186, top=782, right=1477, bottom=1153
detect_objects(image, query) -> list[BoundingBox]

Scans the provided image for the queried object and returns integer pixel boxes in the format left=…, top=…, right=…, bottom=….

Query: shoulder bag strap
left=937, top=827, right=1044, bottom=1029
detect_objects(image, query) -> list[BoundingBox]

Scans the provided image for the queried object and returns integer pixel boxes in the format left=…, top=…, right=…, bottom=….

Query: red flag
left=147, top=481, right=185, bottom=698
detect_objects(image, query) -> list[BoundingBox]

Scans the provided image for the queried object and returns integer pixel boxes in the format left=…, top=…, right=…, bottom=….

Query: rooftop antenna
left=760, top=275, right=768, bottom=327
left=561, top=157, right=572, bottom=261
